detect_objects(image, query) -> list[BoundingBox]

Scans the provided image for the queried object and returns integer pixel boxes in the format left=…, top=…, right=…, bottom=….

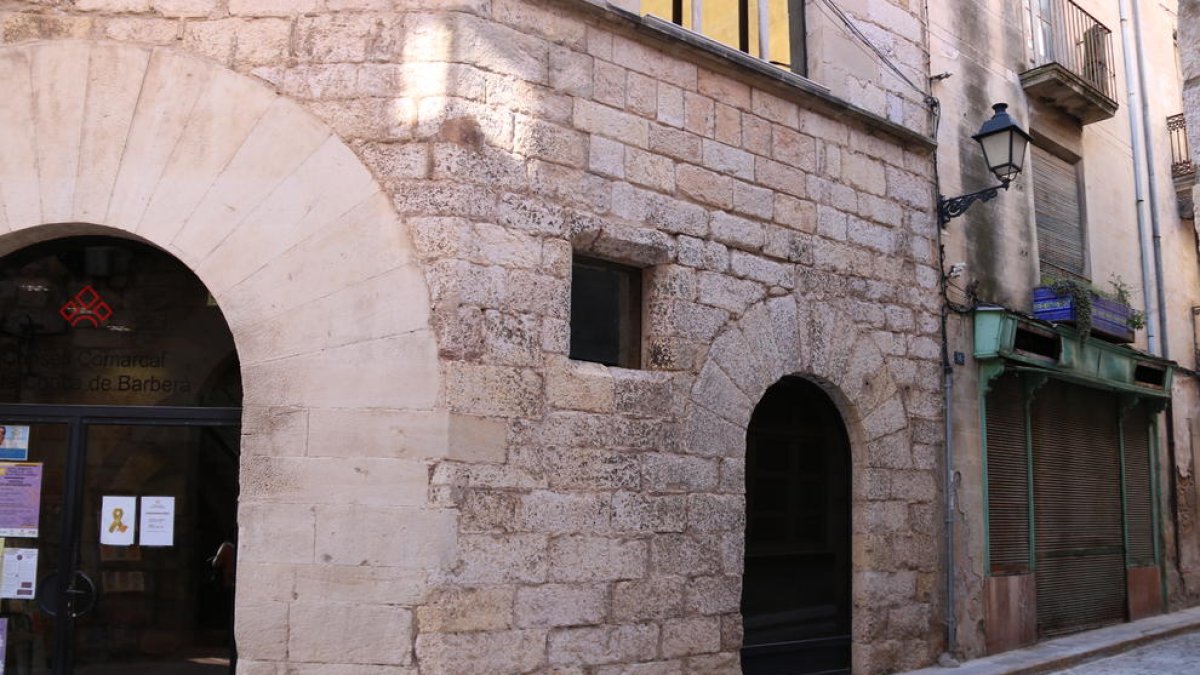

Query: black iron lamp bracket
left=938, top=180, right=1011, bottom=227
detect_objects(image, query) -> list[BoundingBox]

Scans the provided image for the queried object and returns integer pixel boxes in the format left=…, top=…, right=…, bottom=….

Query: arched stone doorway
left=0, top=235, right=242, bottom=672
left=0, top=41, right=446, bottom=671
left=741, top=376, right=852, bottom=674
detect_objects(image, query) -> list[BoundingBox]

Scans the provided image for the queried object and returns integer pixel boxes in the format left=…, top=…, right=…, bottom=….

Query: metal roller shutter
left=1123, top=405, right=1155, bottom=566
left=986, top=373, right=1030, bottom=575
left=1031, top=380, right=1126, bottom=636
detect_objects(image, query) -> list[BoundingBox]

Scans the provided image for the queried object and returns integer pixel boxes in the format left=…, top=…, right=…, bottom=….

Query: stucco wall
left=0, top=1, right=944, bottom=672
left=935, top=0, right=1200, bottom=659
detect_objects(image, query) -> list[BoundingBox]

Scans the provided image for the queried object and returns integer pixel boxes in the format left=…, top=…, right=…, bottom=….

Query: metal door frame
left=0, top=403, right=240, bottom=675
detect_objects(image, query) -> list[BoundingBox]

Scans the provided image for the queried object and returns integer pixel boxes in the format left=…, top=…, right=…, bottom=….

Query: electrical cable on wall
left=813, top=0, right=936, bottom=105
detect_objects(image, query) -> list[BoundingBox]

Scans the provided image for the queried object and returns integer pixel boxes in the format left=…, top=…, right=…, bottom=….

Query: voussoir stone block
left=289, top=602, right=413, bottom=665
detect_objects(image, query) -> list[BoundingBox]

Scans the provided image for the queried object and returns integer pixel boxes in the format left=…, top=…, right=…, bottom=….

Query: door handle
left=66, top=570, right=97, bottom=618
left=36, top=570, right=98, bottom=619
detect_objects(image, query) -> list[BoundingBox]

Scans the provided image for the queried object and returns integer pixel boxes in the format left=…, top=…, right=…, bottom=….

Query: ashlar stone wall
left=0, top=0, right=945, bottom=673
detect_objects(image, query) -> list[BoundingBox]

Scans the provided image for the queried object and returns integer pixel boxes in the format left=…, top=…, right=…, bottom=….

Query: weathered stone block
left=515, top=583, right=608, bottom=627
left=518, top=490, right=611, bottom=533
left=649, top=124, right=703, bottom=163
left=290, top=603, right=413, bottom=665
left=642, top=453, right=719, bottom=492
left=687, top=494, right=746, bottom=532
left=450, top=534, right=548, bottom=584
left=627, top=71, right=658, bottom=118
left=314, top=506, right=457, bottom=569
left=612, top=576, right=685, bottom=620
left=702, top=139, right=754, bottom=180
left=626, top=146, right=676, bottom=192
left=575, top=99, right=649, bottom=147
left=611, top=492, right=687, bottom=533
left=548, top=624, right=659, bottom=666
left=697, top=271, right=766, bottom=314
left=235, top=601, right=288, bottom=660
left=677, top=164, right=733, bottom=209
left=415, top=630, right=547, bottom=675
left=686, top=575, right=742, bottom=615
left=651, top=533, right=723, bottom=576
left=548, top=535, right=648, bottom=582
left=661, top=616, right=722, bottom=658
left=417, top=586, right=515, bottom=632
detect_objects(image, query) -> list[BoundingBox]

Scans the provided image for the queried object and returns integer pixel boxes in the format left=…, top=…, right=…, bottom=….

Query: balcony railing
left=1169, top=113, right=1194, bottom=179
left=1020, top=0, right=1117, bottom=124
left=1028, top=0, right=1116, bottom=100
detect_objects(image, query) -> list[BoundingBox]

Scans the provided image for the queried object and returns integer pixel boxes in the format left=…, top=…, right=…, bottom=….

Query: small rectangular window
left=570, top=256, right=642, bottom=368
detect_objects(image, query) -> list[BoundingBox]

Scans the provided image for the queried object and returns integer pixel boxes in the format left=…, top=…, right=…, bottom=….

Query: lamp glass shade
left=972, top=103, right=1031, bottom=184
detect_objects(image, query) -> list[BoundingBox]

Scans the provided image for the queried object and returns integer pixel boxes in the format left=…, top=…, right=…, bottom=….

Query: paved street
left=1051, top=630, right=1200, bottom=674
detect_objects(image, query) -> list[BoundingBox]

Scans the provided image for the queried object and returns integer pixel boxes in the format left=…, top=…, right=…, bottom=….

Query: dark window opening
left=1133, top=362, right=1166, bottom=388
left=569, top=256, right=643, bottom=369
left=1014, top=324, right=1062, bottom=361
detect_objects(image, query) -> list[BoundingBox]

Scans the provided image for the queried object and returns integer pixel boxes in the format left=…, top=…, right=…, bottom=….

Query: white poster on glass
left=100, top=496, right=136, bottom=546
left=139, top=496, right=174, bottom=547
left=0, top=548, right=37, bottom=599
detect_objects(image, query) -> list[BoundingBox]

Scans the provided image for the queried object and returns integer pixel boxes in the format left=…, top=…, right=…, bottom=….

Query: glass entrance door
left=0, top=406, right=239, bottom=675
left=0, top=421, right=68, bottom=675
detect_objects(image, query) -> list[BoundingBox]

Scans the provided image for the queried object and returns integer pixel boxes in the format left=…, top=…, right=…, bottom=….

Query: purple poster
left=0, top=463, right=42, bottom=538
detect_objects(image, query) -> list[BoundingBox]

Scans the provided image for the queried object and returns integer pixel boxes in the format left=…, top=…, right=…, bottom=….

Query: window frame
left=1031, top=140, right=1091, bottom=282
left=568, top=255, right=645, bottom=370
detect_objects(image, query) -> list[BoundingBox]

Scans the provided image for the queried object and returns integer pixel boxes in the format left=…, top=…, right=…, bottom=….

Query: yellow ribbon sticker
left=108, top=507, right=129, bottom=534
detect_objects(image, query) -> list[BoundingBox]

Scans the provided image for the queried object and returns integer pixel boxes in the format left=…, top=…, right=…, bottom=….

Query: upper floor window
left=1032, top=145, right=1088, bottom=280
left=643, top=0, right=808, bottom=76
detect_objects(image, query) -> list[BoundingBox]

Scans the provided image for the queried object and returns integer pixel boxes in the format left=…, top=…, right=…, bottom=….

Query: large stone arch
left=685, top=292, right=920, bottom=667
left=0, top=40, right=449, bottom=666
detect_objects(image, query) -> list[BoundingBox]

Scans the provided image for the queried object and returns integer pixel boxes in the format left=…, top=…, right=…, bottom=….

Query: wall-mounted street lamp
left=939, top=103, right=1032, bottom=227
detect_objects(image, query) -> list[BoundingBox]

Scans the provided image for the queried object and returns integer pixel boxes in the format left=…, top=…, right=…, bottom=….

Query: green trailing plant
left=1047, top=277, right=1094, bottom=340
left=1107, top=275, right=1147, bottom=330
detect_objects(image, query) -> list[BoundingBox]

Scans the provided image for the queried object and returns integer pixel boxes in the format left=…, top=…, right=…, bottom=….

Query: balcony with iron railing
left=1169, top=113, right=1196, bottom=219
left=1169, top=113, right=1194, bottom=179
left=1020, top=0, right=1118, bottom=125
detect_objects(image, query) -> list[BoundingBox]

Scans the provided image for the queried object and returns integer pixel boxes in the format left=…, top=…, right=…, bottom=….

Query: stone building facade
left=0, top=1, right=945, bottom=673
left=936, top=0, right=1200, bottom=662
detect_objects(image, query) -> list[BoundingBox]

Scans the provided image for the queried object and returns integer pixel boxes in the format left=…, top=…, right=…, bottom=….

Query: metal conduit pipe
left=1130, top=0, right=1169, bottom=360
left=942, top=308, right=958, bottom=661
left=1117, top=0, right=1161, bottom=356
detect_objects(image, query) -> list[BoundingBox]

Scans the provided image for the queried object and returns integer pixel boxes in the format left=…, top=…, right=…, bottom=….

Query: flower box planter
left=1032, top=286, right=1135, bottom=344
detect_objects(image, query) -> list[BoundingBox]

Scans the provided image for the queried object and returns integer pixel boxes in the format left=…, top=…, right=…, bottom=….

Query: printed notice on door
left=0, top=425, right=29, bottom=461
left=0, top=548, right=37, bottom=599
left=100, top=496, right=136, bottom=546
left=0, top=463, right=42, bottom=537
left=139, top=496, right=174, bottom=547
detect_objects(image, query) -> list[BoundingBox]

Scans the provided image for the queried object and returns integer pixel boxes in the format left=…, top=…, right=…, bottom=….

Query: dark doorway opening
left=741, top=377, right=851, bottom=675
